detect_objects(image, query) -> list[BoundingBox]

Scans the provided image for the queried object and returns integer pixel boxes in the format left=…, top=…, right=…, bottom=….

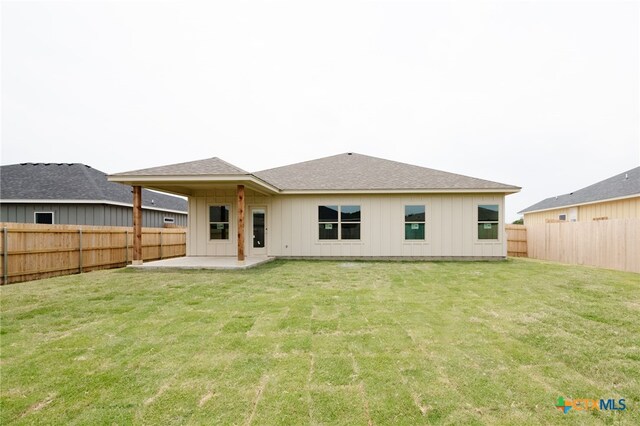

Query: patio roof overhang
left=107, top=174, right=280, bottom=197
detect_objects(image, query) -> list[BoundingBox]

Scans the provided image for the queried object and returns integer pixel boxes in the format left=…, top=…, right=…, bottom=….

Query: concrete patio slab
left=128, top=256, right=275, bottom=270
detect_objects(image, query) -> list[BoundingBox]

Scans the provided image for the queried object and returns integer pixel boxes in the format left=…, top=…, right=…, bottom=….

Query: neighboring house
left=0, top=163, right=187, bottom=227
left=109, top=153, right=520, bottom=261
left=519, top=166, right=640, bottom=225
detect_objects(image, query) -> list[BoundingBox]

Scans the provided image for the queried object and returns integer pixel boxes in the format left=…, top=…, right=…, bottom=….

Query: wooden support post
left=133, top=185, right=143, bottom=265
left=125, top=230, right=129, bottom=264
left=159, top=231, right=163, bottom=260
left=237, top=184, right=245, bottom=262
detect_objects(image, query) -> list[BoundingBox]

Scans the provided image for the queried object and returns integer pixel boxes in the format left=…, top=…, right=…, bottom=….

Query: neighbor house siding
left=187, top=192, right=506, bottom=258
left=0, top=203, right=187, bottom=228
left=523, top=196, right=640, bottom=225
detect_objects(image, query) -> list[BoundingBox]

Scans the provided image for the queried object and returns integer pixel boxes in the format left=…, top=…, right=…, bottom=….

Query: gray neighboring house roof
left=254, top=153, right=520, bottom=191
left=0, top=163, right=187, bottom=212
left=111, top=157, right=249, bottom=176
left=519, top=166, right=640, bottom=214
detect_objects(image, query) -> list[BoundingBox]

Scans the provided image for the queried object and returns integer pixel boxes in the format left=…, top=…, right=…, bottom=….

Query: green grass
left=1, top=259, right=638, bottom=425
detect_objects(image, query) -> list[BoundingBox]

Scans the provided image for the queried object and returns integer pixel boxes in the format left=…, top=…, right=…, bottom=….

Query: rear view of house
left=109, top=153, right=520, bottom=263
left=0, top=163, right=187, bottom=227
left=520, top=166, right=640, bottom=224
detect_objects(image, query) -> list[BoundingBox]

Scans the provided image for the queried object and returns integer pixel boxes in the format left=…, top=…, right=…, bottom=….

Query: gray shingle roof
left=111, top=157, right=249, bottom=176
left=519, top=166, right=640, bottom=214
left=254, top=153, right=519, bottom=191
left=0, top=163, right=187, bottom=212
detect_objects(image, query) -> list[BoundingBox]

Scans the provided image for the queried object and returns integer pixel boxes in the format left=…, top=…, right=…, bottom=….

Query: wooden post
left=78, top=229, right=83, bottom=273
left=125, top=230, right=129, bottom=264
left=3, top=227, right=8, bottom=285
left=133, top=185, right=143, bottom=265
left=237, top=184, right=245, bottom=262
left=159, top=231, right=163, bottom=260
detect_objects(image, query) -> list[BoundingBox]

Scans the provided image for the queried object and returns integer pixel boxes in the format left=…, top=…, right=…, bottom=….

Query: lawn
left=1, top=259, right=638, bottom=425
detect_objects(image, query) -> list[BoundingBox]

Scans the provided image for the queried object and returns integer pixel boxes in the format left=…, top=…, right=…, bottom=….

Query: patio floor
left=129, top=256, right=275, bottom=270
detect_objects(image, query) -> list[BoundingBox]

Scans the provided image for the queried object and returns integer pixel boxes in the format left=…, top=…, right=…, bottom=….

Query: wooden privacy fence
left=0, top=223, right=186, bottom=285
left=505, top=224, right=527, bottom=257
left=505, top=219, right=639, bottom=273
left=526, top=219, right=639, bottom=273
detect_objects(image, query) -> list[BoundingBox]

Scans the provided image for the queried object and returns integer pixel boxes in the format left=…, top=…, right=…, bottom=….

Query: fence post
left=125, top=230, right=129, bottom=265
left=159, top=231, right=163, bottom=260
left=78, top=229, right=83, bottom=273
left=3, top=227, right=8, bottom=285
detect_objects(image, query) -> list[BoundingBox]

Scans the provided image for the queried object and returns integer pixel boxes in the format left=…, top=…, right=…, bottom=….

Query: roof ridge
left=209, top=157, right=250, bottom=174
left=255, top=152, right=519, bottom=189
left=80, top=164, right=107, bottom=199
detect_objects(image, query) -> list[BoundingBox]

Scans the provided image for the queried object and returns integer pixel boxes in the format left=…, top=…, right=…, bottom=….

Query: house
left=519, top=166, right=640, bottom=224
left=108, top=153, right=520, bottom=263
left=0, top=163, right=187, bottom=227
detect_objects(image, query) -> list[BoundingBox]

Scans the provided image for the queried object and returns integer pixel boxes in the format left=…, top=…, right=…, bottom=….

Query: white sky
left=2, top=0, right=639, bottom=221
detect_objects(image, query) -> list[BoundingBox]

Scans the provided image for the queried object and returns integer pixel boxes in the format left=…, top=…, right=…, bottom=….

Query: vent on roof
left=347, top=152, right=353, bottom=155
left=625, top=173, right=629, bottom=180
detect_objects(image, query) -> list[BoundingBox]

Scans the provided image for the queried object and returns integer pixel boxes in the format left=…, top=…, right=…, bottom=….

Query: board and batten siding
left=188, top=191, right=506, bottom=258
left=0, top=203, right=187, bottom=228
left=523, top=196, right=640, bottom=225
left=187, top=189, right=270, bottom=256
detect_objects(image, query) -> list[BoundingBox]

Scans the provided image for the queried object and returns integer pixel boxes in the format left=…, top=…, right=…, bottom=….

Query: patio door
left=250, top=207, right=267, bottom=256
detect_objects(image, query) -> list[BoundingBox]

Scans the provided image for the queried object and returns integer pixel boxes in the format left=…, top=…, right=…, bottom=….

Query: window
left=163, top=217, right=175, bottom=224
left=209, top=205, right=230, bottom=240
left=405, top=205, right=425, bottom=240
left=318, top=205, right=361, bottom=240
left=34, top=212, right=54, bottom=224
left=558, top=214, right=566, bottom=221
left=340, top=205, right=361, bottom=240
left=478, top=204, right=499, bottom=240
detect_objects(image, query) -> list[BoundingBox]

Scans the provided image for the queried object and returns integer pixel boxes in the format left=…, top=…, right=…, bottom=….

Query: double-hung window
left=209, top=205, right=230, bottom=240
left=477, top=204, right=499, bottom=240
left=318, top=205, right=361, bottom=240
left=404, top=205, right=425, bottom=240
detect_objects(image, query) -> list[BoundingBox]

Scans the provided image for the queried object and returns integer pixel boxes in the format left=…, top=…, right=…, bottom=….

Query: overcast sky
left=2, top=0, right=638, bottom=221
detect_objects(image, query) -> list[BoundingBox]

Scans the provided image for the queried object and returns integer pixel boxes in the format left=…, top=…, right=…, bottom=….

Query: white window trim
left=34, top=211, right=55, bottom=224
left=163, top=217, right=175, bottom=224
left=475, top=203, right=501, bottom=243
left=317, top=205, right=362, bottom=242
left=208, top=204, right=232, bottom=242
left=403, top=204, right=426, bottom=242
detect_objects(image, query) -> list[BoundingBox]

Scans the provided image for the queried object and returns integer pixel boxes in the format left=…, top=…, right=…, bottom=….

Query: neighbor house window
left=558, top=214, right=566, bottom=221
left=163, top=217, right=175, bottom=224
left=34, top=212, right=54, bottom=224
left=209, top=205, right=230, bottom=240
left=318, top=205, right=361, bottom=240
left=405, top=205, right=425, bottom=240
left=478, top=204, right=499, bottom=240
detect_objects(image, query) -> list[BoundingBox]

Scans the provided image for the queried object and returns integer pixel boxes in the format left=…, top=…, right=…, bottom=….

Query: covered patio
left=129, top=256, right=275, bottom=270
left=108, top=158, right=279, bottom=265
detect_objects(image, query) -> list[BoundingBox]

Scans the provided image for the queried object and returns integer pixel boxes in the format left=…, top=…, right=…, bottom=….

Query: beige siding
left=187, top=192, right=508, bottom=258
left=578, top=197, right=640, bottom=221
left=523, top=196, right=640, bottom=225
left=187, top=189, right=270, bottom=256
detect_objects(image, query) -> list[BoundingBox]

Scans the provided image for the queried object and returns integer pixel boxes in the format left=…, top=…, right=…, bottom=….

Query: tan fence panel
left=505, top=224, right=527, bottom=257
left=526, top=219, right=640, bottom=273
left=0, top=223, right=186, bottom=285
